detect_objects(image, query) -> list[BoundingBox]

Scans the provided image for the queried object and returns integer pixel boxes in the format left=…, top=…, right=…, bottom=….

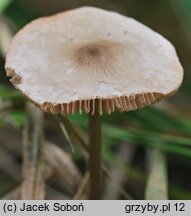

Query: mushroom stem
left=89, top=99, right=102, bottom=200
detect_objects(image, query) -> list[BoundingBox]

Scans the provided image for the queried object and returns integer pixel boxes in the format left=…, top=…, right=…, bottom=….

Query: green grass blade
left=70, top=115, right=191, bottom=157
left=0, top=0, right=13, bottom=14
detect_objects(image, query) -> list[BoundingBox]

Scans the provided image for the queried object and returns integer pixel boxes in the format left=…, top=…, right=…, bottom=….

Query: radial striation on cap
left=5, top=7, right=183, bottom=115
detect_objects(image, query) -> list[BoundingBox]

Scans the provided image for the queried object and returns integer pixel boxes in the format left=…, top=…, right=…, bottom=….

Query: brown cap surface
left=5, top=7, right=183, bottom=115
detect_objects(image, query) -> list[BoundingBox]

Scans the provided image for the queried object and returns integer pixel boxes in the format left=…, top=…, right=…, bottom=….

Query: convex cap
left=5, top=7, right=183, bottom=115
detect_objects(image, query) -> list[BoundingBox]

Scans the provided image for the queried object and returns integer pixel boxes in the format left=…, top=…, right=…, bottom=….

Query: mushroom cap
left=5, top=7, right=183, bottom=115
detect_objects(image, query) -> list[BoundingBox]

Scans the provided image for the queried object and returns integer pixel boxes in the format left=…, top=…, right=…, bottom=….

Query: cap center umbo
left=86, top=45, right=102, bottom=57
left=80, top=43, right=106, bottom=55
left=74, top=42, right=116, bottom=70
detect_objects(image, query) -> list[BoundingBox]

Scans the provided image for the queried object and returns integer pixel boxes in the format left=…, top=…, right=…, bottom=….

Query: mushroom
left=5, top=7, right=183, bottom=199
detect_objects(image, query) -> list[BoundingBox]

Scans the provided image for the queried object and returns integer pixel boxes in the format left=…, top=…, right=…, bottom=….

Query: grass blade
left=22, top=102, right=45, bottom=199
left=0, top=0, right=13, bottom=14
left=145, top=149, right=168, bottom=199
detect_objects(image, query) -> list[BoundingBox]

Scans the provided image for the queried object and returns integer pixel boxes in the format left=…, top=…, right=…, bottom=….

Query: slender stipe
left=89, top=99, right=102, bottom=199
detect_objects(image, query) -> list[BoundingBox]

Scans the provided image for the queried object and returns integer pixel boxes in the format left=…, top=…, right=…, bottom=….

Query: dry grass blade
left=59, top=121, right=75, bottom=153
left=60, top=116, right=132, bottom=199
left=73, top=172, right=89, bottom=200
left=1, top=148, right=80, bottom=200
left=45, top=142, right=82, bottom=190
left=0, top=120, right=82, bottom=191
left=2, top=166, right=53, bottom=200
left=102, top=166, right=133, bottom=200
left=0, top=117, right=82, bottom=197
left=145, top=148, right=168, bottom=199
left=21, top=102, right=45, bottom=199
left=104, top=143, right=135, bottom=199
left=0, top=100, right=131, bottom=199
left=61, top=116, right=88, bottom=152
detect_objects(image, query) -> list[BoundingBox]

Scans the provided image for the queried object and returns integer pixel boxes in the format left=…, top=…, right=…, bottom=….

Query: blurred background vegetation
left=0, top=0, right=191, bottom=200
